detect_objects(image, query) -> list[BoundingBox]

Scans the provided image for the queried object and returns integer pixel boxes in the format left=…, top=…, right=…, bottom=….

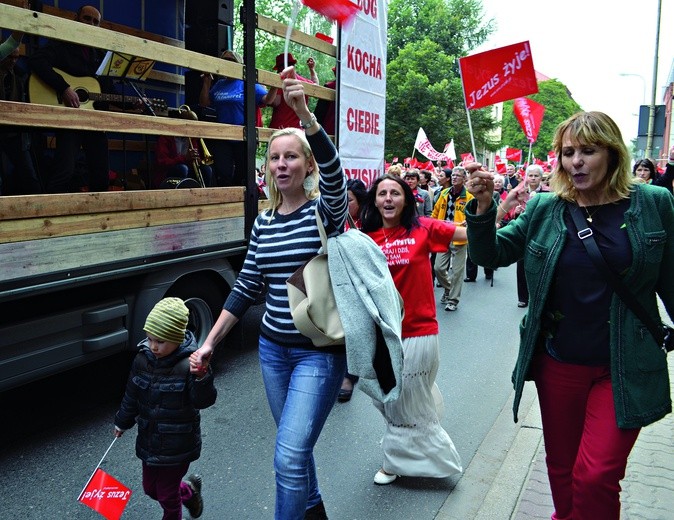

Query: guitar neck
left=88, top=93, right=139, bottom=105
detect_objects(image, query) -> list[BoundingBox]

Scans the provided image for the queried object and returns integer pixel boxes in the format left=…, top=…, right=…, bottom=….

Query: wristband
left=299, top=113, right=317, bottom=130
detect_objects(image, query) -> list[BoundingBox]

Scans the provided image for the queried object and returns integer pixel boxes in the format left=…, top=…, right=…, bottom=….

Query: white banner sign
left=338, top=0, right=387, bottom=187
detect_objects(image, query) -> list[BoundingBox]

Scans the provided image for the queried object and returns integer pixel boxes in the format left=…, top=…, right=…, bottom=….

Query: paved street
left=1, top=263, right=673, bottom=519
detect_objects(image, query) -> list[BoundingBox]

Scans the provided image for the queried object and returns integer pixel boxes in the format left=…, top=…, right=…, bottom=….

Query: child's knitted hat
left=144, top=297, right=189, bottom=344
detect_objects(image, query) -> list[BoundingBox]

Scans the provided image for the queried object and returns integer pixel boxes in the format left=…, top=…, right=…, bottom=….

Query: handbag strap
left=314, top=205, right=357, bottom=252
left=567, top=202, right=666, bottom=345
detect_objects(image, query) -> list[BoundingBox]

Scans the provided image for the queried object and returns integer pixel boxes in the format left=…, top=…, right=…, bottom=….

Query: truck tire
left=166, top=279, right=225, bottom=346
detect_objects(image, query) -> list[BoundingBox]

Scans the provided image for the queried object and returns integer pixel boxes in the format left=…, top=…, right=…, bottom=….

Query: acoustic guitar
left=29, top=68, right=168, bottom=116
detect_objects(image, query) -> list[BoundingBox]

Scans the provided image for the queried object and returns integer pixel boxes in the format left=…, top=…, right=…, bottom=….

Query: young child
left=114, top=297, right=217, bottom=519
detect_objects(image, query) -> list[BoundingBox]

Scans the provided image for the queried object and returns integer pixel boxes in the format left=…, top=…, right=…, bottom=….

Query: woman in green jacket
left=464, top=111, right=674, bottom=520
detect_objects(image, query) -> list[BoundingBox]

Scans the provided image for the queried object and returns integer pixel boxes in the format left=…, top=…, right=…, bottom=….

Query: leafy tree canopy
left=385, top=39, right=498, bottom=161
left=385, top=0, right=498, bottom=161
left=500, top=80, right=582, bottom=161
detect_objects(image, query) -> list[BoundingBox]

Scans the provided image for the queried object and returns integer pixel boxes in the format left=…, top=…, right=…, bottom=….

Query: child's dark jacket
left=114, top=331, right=217, bottom=466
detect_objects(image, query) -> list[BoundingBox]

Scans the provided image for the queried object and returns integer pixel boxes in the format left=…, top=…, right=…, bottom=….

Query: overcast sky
left=474, top=0, right=673, bottom=150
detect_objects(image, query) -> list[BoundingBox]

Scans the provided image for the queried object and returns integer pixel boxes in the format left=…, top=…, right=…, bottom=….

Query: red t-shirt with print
left=367, top=217, right=456, bottom=338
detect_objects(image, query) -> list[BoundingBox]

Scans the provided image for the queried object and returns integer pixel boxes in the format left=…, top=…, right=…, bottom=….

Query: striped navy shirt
left=224, top=128, right=347, bottom=348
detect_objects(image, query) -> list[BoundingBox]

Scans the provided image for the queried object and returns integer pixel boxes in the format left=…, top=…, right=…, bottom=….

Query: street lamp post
left=645, top=0, right=662, bottom=160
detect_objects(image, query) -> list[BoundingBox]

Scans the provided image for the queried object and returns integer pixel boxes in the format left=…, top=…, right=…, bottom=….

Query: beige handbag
left=286, top=206, right=345, bottom=347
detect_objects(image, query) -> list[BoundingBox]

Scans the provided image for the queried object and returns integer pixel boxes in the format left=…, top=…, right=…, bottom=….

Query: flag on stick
left=78, top=468, right=132, bottom=520
left=506, top=148, right=523, bottom=162
left=443, top=140, right=457, bottom=161
left=459, top=41, right=538, bottom=110
left=513, top=97, right=545, bottom=143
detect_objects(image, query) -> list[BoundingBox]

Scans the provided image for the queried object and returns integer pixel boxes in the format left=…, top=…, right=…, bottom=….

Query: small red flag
left=496, top=162, right=507, bottom=173
left=513, top=97, right=545, bottom=143
left=392, top=156, right=399, bottom=163
left=460, top=152, right=475, bottom=164
left=302, top=0, right=359, bottom=25
left=506, top=148, right=523, bottom=162
left=78, top=468, right=132, bottom=520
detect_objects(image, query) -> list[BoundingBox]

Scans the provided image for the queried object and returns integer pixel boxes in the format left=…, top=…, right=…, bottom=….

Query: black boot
left=304, top=500, right=328, bottom=520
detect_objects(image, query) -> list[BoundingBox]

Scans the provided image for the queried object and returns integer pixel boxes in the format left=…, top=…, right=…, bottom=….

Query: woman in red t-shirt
left=360, top=174, right=466, bottom=485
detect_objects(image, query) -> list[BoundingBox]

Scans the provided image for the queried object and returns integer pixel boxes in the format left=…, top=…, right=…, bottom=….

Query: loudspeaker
left=185, top=0, right=234, bottom=57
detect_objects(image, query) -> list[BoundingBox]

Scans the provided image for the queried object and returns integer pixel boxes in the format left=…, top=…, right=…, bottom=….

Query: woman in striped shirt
left=191, top=69, right=347, bottom=520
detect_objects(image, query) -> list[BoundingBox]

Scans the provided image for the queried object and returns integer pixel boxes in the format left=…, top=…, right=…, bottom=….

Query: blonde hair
left=550, top=111, right=637, bottom=201
left=387, top=164, right=403, bottom=177
left=264, top=128, right=319, bottom=221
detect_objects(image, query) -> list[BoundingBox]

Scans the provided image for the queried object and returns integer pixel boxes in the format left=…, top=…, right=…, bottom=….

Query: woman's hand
left=503, top=182, right=529, bottom=212
left=465, top=162, right=494, bottom=213
left=280, top=67, right=311, bottom=120
left=190, top=345, right=213, bottom=375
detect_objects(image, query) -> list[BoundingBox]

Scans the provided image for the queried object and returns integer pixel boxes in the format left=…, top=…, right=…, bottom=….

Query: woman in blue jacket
left=464, top=111, right=673, bottom=520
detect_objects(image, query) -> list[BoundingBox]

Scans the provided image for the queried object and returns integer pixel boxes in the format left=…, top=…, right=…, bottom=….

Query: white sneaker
left=444, top=301, right=458, bottom=311
left=374, top=469, right=398, bottom=485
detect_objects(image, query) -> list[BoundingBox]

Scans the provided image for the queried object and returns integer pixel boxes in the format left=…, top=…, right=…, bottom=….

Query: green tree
left=387, top=0, right=494, bottom=64
left=233, top=0, right=335, bottom=83
left=500, top=79, right=582, bottom=161
left=385, top=0, right=498, bottom=162
left=386, top=39, right=498, bottom=161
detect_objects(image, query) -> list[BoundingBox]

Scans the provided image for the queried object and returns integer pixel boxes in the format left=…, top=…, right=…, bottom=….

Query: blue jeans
left=258, top=336, right=346, bottom=520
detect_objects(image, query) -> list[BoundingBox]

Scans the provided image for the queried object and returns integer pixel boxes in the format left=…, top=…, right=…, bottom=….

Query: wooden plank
left=256, top=14, right=337, bottom=57
left=0, top=5, right=244, bottom=79
left=0, top=201, right=245, bottom=244
left=257, top=70, right=335, bottom=101
left=0, top=101, right=245, bottom=139
left=0, top=187, right=245, bottom=220
left=2, top=217, right=245, bottom=282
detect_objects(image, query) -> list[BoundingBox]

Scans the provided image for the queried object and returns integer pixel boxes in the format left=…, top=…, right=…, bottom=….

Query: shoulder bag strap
left=567, top=202, right=666, bottom=346
left=315, top=205, right=357, bottom=248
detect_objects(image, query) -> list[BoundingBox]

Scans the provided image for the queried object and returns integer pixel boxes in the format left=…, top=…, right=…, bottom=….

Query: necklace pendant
left=586, top=216, right=593, bottom=223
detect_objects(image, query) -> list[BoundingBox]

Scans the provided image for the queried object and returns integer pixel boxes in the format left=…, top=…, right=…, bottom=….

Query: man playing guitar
left=29, top=5, right=119, bottom=193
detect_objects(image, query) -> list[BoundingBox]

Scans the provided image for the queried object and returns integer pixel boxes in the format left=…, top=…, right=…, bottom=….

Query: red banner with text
left=459, top=41, right=538, bottom=110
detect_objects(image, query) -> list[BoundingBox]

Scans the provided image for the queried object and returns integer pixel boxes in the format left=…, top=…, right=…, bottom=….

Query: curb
left=435, top=382, right=542, bottom=520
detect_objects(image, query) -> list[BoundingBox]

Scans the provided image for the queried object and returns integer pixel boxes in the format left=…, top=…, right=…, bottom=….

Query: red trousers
left=532, top=353, right=640, bottom=520
left=142, top=462, right=193, bottom=520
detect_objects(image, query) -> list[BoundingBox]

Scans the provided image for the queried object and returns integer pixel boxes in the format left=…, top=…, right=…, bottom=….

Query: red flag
left=403, top=157, right=412, bottom=167
left=421, top=160, right=434, bottom=171
left=392, top=156, right=399, bottom=163
left=496, top=162, right=507, bottom=173
left=459, top=41, right=538, bottom=110
left=78, top=469, right=132, bottom=520
left=460, top=152, right=475, bottom=164
left=513, top=97, right=545, bottom=143
left=302, top=0, right=359, bottom=25
left=506, top=148, right=523, bottom=162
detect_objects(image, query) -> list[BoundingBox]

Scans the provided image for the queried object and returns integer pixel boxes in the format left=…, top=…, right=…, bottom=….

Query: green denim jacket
left=466, top=184, right=674, bottom=429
